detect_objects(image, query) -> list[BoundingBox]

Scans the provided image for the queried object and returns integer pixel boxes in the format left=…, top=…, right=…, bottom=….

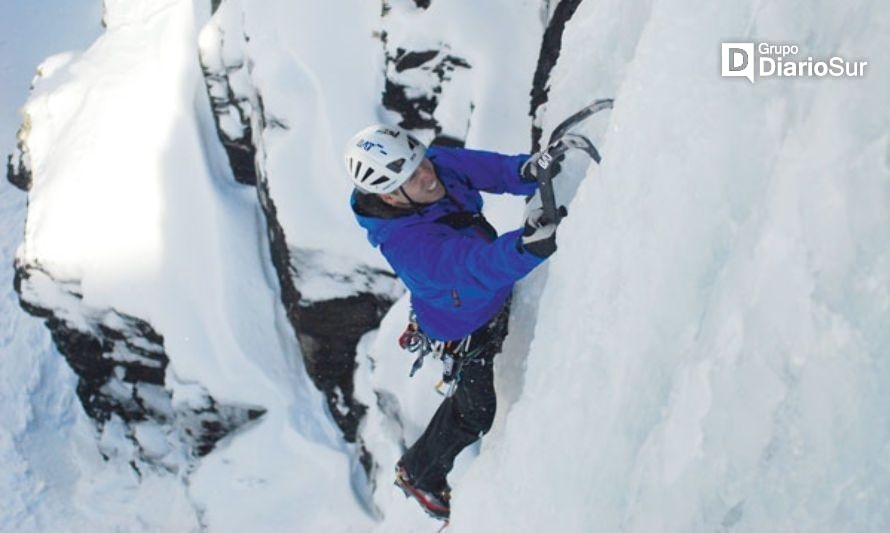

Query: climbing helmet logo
left=358, top=139, right=387, bottom=155
left=378, top=127, right=401, bottom=138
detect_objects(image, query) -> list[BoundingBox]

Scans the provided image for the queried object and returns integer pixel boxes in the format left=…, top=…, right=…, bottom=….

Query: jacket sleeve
left=383, top=222, right=545, bottom=293
left=431, top=146, right=536, bottom=196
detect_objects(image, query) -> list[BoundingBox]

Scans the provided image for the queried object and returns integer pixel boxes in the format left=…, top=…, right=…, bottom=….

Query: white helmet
left=344, top=124, right=427, bottom=194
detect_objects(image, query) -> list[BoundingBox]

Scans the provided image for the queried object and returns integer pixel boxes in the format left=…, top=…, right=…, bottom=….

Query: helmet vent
left=345, top=124, right=427, bottom=194
left=361, top=167, right=374, bottom=183
left=386, top=158, right=406, bottom=173
left=353, top=160, right=363, bottom=179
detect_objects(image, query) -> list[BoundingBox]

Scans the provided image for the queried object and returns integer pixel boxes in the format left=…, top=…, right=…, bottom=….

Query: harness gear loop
left=398, top=312, right=484, bottom=396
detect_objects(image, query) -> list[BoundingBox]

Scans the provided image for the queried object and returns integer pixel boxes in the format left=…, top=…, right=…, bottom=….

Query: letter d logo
left=722, top=42, right=755, bottom=83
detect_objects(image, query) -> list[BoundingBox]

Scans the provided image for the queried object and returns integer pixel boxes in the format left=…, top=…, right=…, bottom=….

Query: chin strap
left=397, top=185, right=430, bottom=218
left=398, top=178, right=454, bottom=215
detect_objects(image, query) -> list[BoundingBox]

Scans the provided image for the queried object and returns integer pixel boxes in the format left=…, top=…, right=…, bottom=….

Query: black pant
left=398, top=305, right=509, bottom=492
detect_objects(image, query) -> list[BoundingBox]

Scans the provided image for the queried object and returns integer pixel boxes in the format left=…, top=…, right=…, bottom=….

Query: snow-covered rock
left=197, top=0, right=404, bottom=452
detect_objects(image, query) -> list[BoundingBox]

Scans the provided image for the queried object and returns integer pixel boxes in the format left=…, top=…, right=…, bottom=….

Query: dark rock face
left=378, top=3, right=474, bottom=143
left=7, top=147, right=32, bottom=191
left=382, top=1, right=432, bottom=16
left=291, top=248, right=402, bottom=442
left=529, top=0, right=585, bottom=152
left=381, top=38, right=473, bottom=143
left=202, top=59, right=257, bottom=186
left=13, top=266, right=264, bottom=472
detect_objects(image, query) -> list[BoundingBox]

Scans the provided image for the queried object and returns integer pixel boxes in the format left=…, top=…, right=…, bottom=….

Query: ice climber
left=345, top=124, right=564, bottom=520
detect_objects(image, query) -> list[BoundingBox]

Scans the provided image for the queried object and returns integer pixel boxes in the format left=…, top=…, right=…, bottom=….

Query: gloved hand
left=519, top=191, right=567, bottom=258
left=520, top=139, right=567, bottom=183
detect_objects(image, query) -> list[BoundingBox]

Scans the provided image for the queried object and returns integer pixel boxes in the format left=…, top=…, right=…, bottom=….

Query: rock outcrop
left=12, top=265, right=264, bottom=474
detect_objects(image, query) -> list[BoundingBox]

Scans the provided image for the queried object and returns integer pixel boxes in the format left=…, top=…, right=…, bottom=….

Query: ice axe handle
left=534, top=141, right=574, bottom=224
left=535, top=154, right=563, bottom=225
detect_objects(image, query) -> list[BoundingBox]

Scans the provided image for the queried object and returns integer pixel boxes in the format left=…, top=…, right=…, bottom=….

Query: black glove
left=520, top=139, right=567, bottom=183
left=519, top=191, right=566, bottom=258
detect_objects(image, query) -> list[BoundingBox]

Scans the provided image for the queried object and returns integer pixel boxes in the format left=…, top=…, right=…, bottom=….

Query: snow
left=0, top=1, right=193, bottom=531
left=3, top=0, right=889, bottom=531
left=290, top=247, right=402, bottom=303
left=216, top=0, right=390, bottom=266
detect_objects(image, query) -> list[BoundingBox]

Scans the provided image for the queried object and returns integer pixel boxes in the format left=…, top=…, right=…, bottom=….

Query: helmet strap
left=398, top=186, right=424, bottom=211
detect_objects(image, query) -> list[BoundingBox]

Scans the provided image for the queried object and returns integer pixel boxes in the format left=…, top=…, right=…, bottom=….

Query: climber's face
left=380, top=159, right=444, bottom=207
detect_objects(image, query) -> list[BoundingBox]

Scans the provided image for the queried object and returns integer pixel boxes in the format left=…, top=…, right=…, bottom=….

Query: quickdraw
left=398, top=312, right=484, bottom=397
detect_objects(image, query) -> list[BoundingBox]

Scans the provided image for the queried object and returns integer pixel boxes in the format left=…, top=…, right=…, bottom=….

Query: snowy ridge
left=8, top=0, right=372, bottom=530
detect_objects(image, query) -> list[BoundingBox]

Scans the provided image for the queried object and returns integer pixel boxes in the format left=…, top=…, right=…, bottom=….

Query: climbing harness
left=392, top=192, right=503, bottom=396
left=398, top=312, right=485, bottom=397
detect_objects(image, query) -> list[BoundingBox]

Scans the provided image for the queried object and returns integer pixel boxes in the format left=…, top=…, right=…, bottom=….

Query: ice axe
left=534, top=98, right=613, bottom=225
